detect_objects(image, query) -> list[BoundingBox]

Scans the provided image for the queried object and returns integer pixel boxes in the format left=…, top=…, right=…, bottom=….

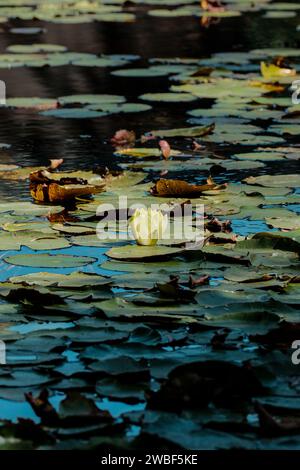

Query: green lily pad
left=250, top=47, right=300, bottom=58
left=233, top=152, right=285, bottom=161
left=87, top=103, right=152, bottom=114
left=171, top=78, right=263, bottom=99
left=201, top=10, right=241, bottom=18
left=269, top=124, right=300, bottom=136
left=106, top=244, right=184, bottom=261
left=139, top=92, right=197, bottom=102
left=115, top=147, right=181, bottom=158
left=263, top=3, right=300, bottom=10
left=111, top=67, right=169, bottom=77
left=265, top=217, right=300, bottom=230
left=58, top=94, right=126, bottom=105
left=4, top=97, right=58, bottom=109
left=6, top=44, right=67, bottom=53
left=40, top=108, right=107, bottom=119
left=93, top=297, right=199, bottom=323
left=70, top=234, right=123, bottom=247
left=5, top=253, right=96, bottom=268
left=263, top=11, right=296, bottom=18
left=150, top=124, right=214, bottom=137
left=96, top=13, right=135, bottom=23
left=0, top=231, right=70, bottom=251
left=237, top=232, right=300, bottom=253
left=0, top=202, right=64, bottom=216
left=52, top=224, right=96, bottom=235
left=220, top=160, right=265, bottom=170
left=9, top=271, right=110, bottom=288
left=71, top=55, right=132, bottom=67
left=148, top=8, right=196, bottom=18
left=244, top=174, right=300, bottom=188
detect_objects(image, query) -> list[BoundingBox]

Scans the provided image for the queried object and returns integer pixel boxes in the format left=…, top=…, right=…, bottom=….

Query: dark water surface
left=0, top=12, right=299, bottom=179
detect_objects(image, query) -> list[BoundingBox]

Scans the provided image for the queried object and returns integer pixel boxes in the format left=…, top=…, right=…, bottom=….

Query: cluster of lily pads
left=0, top=2, right=299, bottom=452
left=0, top=154, right=299, bottom=449
left=0, top=0, right=136, bottom=24
left=0, top=0, right=300, bottom=24
left=2, top=44, right=300, bottom=131
left=0, top=43, right=139, bottom=69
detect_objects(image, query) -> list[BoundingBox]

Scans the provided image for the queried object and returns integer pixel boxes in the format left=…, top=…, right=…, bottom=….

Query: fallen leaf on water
left=190, top=67, right=213, bottom=77
left=159, top=140, right=171, bottom=160
left=30, top=181, right=103, bottom=203
left=111, top=129, right=136, bottom=147
left=49, top=158, right=64, bottom=170
left=189, top=274, right=210, bottom=288
left=206, top=217, right=232, bottom=233
left=200, top=15, right=220, bottom=28
left=201, top=0, right=225, bottom=12
left=25, top=390, right=59, bottom=426
left=260, top=61, right=296, bottom=80
left=191, top=140, right=204, bottom=151
left=141, top=134, right=157, bottom=144
left=29, top=161, right=105, bottom=203
left=254, top=402, right=300, bottom=436
left=150, top=177, right=226, bottom=197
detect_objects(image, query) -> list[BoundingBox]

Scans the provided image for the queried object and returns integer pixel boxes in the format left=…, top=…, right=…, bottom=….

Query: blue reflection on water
left=96, top=397, right=145, bottom=418
left=230, top=218, right=274, bottom=236
left=0, top=245, right=109, bottom=282
left=10, top=321, right=74, bottom=334
left=0, top=393, right=64, bottom=424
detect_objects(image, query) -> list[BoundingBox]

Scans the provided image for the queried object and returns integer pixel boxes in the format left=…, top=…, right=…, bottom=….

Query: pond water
left=0, top=0, right=299, bottom=451
left=0, top=10, right=299, bottom=177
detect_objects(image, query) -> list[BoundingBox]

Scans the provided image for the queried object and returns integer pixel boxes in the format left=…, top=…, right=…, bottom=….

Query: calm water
left=0, top=5, right=299, bottom=442
left=0, top=11, right=299, bottom=188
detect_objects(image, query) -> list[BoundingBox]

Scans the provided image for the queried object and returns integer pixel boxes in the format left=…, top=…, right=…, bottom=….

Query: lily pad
left=263, top=11, right=296, bottom=19
left=0, top=231, right=70, bottom=251
left=58, top=94, right=126, bottom=105
left=139, top=92, right=197, bottom=102
left=39, top=108, right=106, bottom=119
left=7, top=44, right=67, bottom=53
left=106, top=245, right=184, bottom=261
left=265, top=217, right=300, bottom=230
left=150, top=124, right=214, bottom=138
left=9, top=272, right=110, bottom=288
left=4, top=254, right=96, bottom=268
left=4, top=97, right=58, bottom=110
left=115, top=147, right=181, bottom=158
left=244, top=174, right=300, bottom=188
left=111, top=68, right=170, bottom=77
left=233, top=152, right=285, bottom=161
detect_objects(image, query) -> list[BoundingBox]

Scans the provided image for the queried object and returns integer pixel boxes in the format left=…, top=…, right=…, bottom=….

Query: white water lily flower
left=130, top=208, right=168, bottom=246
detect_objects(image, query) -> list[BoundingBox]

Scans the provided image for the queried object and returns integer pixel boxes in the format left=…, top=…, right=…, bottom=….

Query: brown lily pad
left=150, top=177, right=226, bottom=197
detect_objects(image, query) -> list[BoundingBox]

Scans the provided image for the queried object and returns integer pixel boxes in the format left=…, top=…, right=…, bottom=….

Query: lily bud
left=129, top=208, right=168, bottom=246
